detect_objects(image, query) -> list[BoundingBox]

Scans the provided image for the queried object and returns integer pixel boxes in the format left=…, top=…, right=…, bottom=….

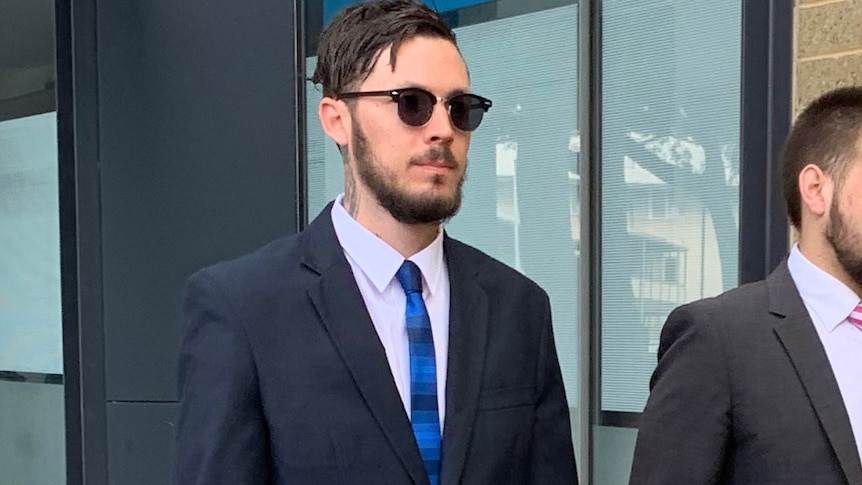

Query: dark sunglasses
left=338, top=88, right=493, bottom=132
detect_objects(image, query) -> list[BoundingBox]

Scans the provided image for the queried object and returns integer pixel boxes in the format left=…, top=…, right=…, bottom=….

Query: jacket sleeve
left=529, top=291, right=580, bottom=484
left=629, top=303, right=732, bottom=485
left=175, top=269, right=270, bottom=484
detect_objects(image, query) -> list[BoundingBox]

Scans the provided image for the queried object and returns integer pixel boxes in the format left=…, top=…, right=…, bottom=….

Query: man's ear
left=798, top=163, right=831, bottom=219
left=319, top=96, right=350, bottom=148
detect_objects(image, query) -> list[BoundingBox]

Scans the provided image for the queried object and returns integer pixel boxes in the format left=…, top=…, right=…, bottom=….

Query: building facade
left=0, top=0, right=857, bottom=483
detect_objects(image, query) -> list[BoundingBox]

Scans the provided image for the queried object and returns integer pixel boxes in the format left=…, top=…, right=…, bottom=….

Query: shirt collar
left=787, top=243, right=860, bottom=332
left=330, top=193, right=445, bottom=296
left=407, top=225, right=445, bottom=297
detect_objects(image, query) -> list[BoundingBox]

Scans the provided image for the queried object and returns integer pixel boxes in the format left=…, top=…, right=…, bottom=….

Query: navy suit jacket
left=176, top=204, right=578, bottom=484
left=630, top=260, right=862, bottom=485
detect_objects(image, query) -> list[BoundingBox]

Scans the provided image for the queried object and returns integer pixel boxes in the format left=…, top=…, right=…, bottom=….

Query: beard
left=825, top=195, right=862, bottom=288
left=350, top=119, right=465, bottom=225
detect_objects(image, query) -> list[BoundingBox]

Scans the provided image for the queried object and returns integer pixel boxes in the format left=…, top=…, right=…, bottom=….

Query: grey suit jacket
left=630, top=259, right=862, bottom=485
left=175, top=203, right=578, bottom=484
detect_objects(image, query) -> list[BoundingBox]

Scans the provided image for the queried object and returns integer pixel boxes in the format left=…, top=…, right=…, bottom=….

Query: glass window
left=0, top=0, right=65, bottom=482
left=305, top=0, right=582, bottom=467
left=595, top=0, right=742, bottom=482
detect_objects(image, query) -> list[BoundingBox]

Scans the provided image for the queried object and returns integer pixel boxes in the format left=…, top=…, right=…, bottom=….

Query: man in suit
left=629, top=86, right=862, bottom=484
left=175, top=1, right=578, bottom=483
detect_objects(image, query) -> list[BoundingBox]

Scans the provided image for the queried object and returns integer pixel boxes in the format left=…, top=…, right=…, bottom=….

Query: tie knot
left=396, top=260, right=423, bottom=294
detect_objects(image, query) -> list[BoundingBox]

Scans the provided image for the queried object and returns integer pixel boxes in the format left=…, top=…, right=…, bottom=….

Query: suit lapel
left=302, top=205, right=429, bottom=485
left=768, top=261, right=862, bottom=484
left=439, top=237, right=489, bottom=485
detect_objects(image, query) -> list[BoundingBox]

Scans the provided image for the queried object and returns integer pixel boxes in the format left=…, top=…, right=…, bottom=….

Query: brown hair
left=783, top=86, right=862, bottom=229
left=310, top=0, right=457, bottom=99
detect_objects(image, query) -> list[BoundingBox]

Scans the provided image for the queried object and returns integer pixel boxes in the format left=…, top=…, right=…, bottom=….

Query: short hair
left=783, top=86, right=862, bottom=229
left=310, top=0, right=457, bottom=99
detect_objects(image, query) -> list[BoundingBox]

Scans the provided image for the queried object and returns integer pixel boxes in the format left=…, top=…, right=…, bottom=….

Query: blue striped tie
left=395, top=261, right=441, bottom=485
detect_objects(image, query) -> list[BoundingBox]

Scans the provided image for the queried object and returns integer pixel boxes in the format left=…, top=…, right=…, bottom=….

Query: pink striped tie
left=849, top=303, right=862, bottom=328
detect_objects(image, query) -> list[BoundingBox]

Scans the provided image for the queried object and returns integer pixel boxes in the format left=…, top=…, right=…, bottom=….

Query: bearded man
left=174, top=2, right=578, bottom=484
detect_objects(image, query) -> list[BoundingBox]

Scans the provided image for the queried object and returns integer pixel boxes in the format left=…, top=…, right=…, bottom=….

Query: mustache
left=409, top=147, right=459, bottom=168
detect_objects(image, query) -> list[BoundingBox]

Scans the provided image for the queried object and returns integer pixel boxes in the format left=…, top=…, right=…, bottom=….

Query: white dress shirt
left=788, top=244, right=862, bottom=461
left=330, top=194, right=450, bottom=430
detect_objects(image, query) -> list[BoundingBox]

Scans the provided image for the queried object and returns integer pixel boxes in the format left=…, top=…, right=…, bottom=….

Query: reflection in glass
left=0, top=0, right=66, bottom=483
left=0, top=0, right=55, bottom=123
left=0, top=113, right=62, bottom=375
left=0, top=380, right=66, bottom=484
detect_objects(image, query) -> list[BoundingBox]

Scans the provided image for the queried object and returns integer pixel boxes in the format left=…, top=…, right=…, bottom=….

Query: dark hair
left=310, top=0, right=457, bottom=99
left=783, top=86, right=862, bottom=229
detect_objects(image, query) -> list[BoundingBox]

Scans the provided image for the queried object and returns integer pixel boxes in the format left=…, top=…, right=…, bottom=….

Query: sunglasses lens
left=394, top=90, right=490, bottom=131
left=449, top=94, right=487, bottom=132
left=396, top=90, right=435, bottom=127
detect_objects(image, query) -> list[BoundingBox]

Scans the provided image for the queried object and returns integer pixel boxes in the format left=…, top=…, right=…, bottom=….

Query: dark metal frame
left=0, top=371, right=63, bottom=384
left=59, top=0, right=311, bottom=480
left=56, top=0, right=80, bottom=481
left=739, top=0, right=793, bottom=284
left=578, top=1, right=600, bottom=483
left=294, top=0, right=308, bottom=231
left=57, top=0, right=109, bottom=482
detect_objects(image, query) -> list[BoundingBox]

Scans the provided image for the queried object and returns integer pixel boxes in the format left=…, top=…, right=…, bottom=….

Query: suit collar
left=768, top=259, right=862, bottom=484
left=766, top=258, right=807, bottom=319
left=302, top=204, right=430, bottom=484
left=299, top=201, right=345, bottom=276
left=439, top=236, right=489, bottom=485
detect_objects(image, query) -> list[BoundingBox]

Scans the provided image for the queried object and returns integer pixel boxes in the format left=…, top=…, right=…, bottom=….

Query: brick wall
left=795, top=0, right=862, bottom=114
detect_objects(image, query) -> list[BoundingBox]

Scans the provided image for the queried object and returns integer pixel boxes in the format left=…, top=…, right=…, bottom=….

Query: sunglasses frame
left=337, top=88, right=493, bottom=132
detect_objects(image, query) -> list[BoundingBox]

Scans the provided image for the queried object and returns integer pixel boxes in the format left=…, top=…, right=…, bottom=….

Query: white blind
left=600, top=0, right=741, bottom=413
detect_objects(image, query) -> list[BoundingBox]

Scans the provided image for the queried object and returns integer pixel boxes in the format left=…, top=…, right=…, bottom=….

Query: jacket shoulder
left=678, top=279, right=768, bottom=316
left=189, top=233, right=304, bottom=299
left=446, top=238, right=548, bottom=300
left=664, top=278, right=773, bottom=343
